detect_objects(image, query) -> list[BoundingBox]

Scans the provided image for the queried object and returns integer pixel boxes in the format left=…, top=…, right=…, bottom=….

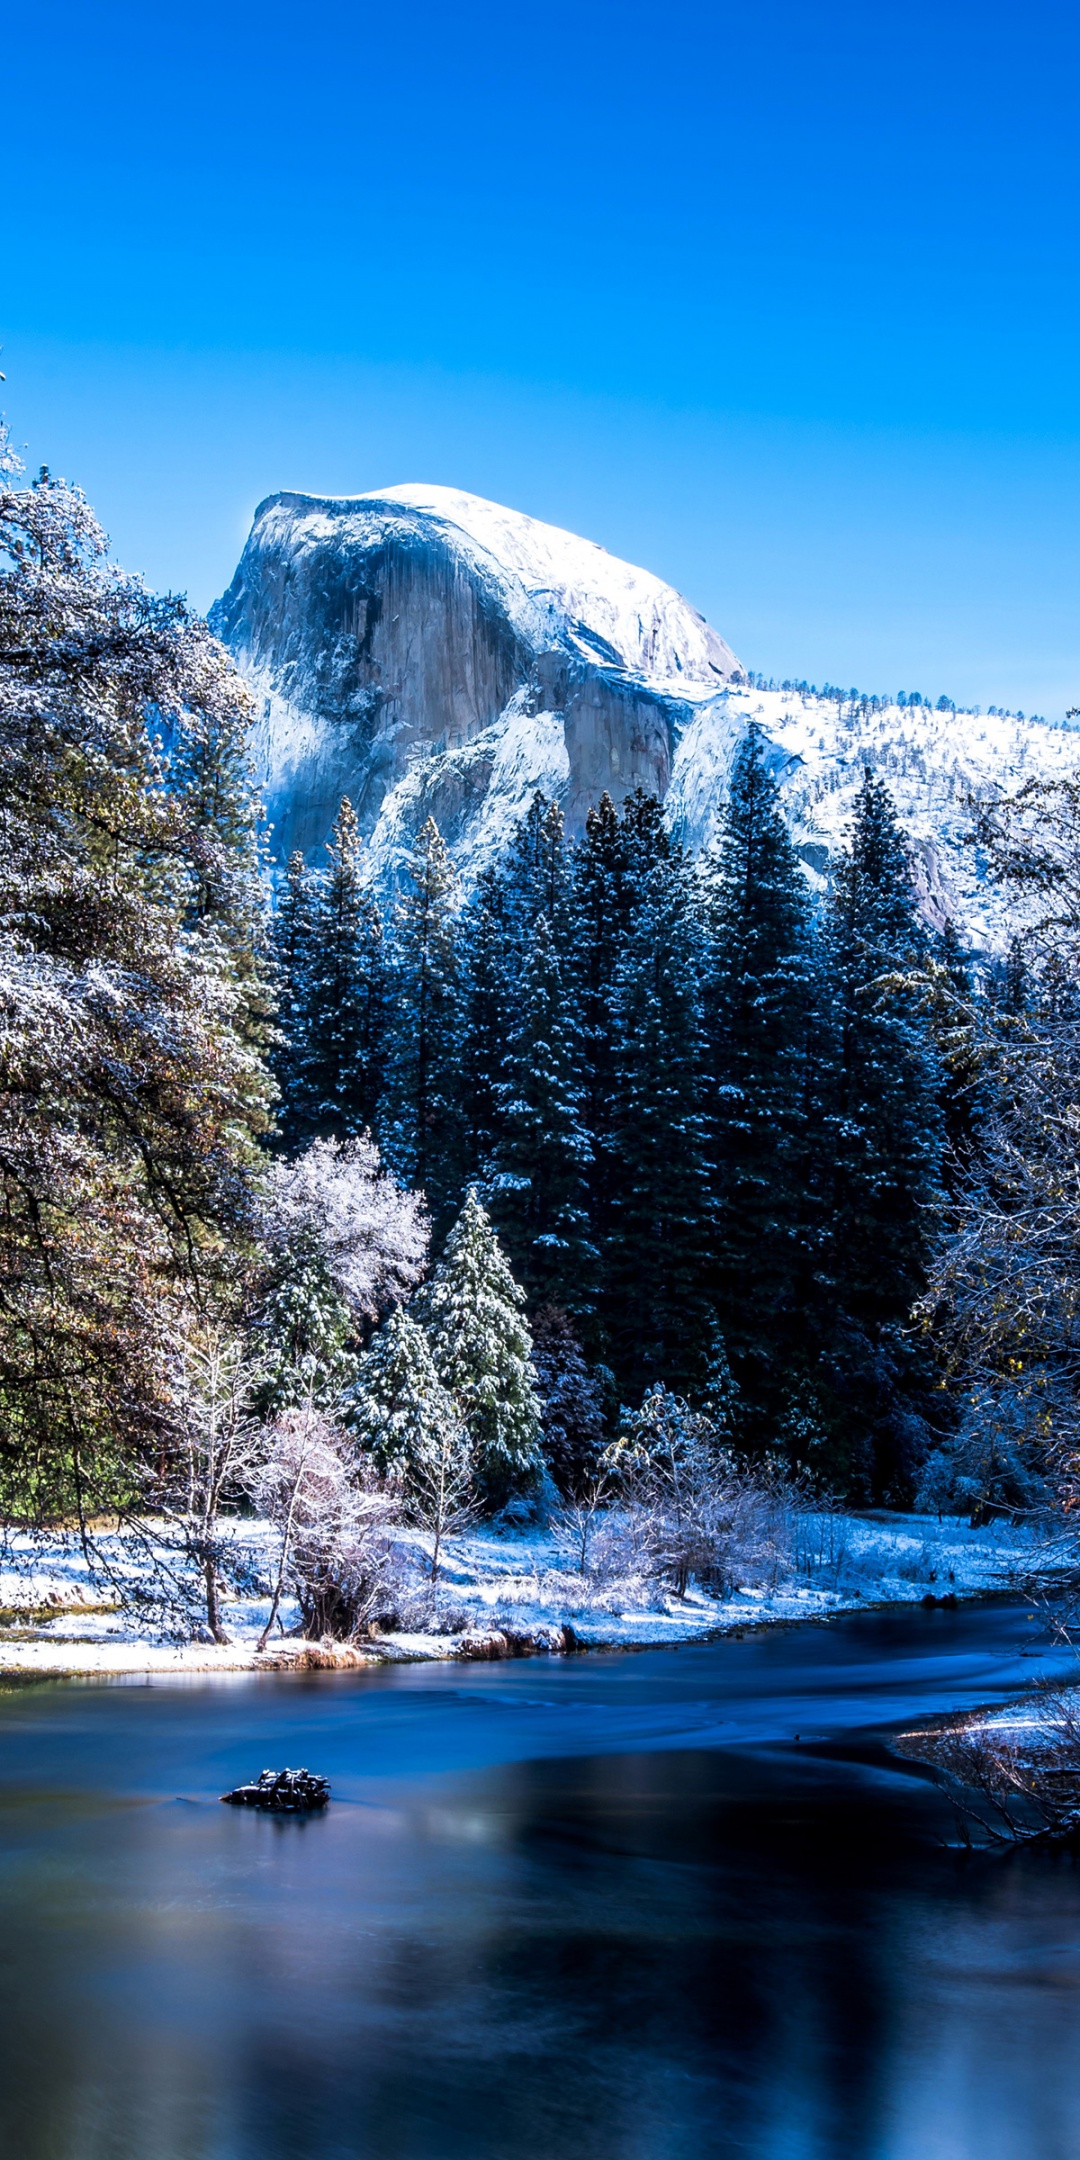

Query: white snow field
left=669, top=683, right=1080, bottom=951
left=0, top=1512, right=1066, bottom=1679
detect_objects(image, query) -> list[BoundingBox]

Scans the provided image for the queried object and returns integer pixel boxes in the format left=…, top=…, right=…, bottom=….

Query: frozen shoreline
left=0, top=1511, right=1069, bottom=1683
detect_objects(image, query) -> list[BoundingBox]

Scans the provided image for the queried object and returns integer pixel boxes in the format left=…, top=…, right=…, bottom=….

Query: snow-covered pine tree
left=818, top=769, right=945, bottom=1494
left=925, top=917, right=987, bottom=1177
left=457, top=867, right=513, bottom=1182
left=352, top=1306, right=461, bottom=1485
left=530, top=1306, right=608, bottom=1496
left=252, top=1238, right=359, bottom=1414
left=605, top=851, right=715, bottom=1400
left=566, top=792, right=630, bottom=1274
left=305, top=798, right=386, bottom=1140
left=566, top=789, right=674, bottom=1300
left=487, top=915, right=594, bottom=1310
left=618, top=787, right=672, bottom=910
left=272, top=849, right=319, bottom=1148
left=382, top=818, right=463, bottom=1225
left=700, top=1326, right=740, bottom=1437
left=353, top=1305, right=473, bottom=1582
left=499, top=791, right=570, bottom=961
left=253, top=1136, right=428, bottom=1413
left=418, top=1189, right=543, bottom=1507
left=701, top=722, right=819, bottom=1424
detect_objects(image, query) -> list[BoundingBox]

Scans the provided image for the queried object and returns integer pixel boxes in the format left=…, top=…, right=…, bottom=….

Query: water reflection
left=0, top=1606, right=1077, bottom=2158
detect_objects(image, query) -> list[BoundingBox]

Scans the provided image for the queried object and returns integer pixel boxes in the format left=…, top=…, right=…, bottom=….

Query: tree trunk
left=203, top=1554, right=230, bottom=1644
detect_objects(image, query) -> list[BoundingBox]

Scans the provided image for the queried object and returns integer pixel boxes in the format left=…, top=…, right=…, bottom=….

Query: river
left=0, top=1599, right=1077, bottom=2159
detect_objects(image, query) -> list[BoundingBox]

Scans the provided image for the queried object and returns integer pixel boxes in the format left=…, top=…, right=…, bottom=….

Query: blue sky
left=6, top=0, right=1080, bottom=715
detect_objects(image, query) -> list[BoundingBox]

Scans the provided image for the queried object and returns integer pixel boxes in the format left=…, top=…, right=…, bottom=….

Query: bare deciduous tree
left=261, top=1136, right=428, bottom=1322
left=601, top=1390, right=792, bottom=1599
left=897, top=1686, right=1080, bottom=1848
left=552, top=1468, right=616, bottom=1578
left=406, top=1414, right=477, bottom=1585
left=150, top=1325, right=267, bottom=1643
left=254, top=1404, right=401, bottom=1642
left=920, top=777, right=1080, bottom=1521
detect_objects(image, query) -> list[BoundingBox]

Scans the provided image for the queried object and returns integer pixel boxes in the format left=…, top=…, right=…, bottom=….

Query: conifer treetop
left=832, top=767, right=924, bottom=962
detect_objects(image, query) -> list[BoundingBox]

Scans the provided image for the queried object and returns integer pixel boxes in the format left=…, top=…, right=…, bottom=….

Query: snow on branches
left=261, top=1137, right=428, bottom=1320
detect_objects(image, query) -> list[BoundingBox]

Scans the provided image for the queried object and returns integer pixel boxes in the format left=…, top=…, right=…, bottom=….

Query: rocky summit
left=212, top=484, right=1080, bottom=948
left=210, top=484, right=741, bottom=874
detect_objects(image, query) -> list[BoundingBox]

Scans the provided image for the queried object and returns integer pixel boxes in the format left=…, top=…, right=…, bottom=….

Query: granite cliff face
left=209, top=485, right=743, bottom=880
left=212, top=483, right=1080, bottom=948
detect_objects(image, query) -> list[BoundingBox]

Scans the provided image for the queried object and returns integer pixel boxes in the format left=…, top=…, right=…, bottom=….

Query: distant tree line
left=737, top=671, right=970, bottom=714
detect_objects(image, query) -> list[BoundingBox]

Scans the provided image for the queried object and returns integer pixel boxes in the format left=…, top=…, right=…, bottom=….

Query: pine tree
left=701, top=723, right=818, bottom=1419
left=566, top=790, right=671, bottom=1296
left=457, top=794, right=572, bottom=1195
left=487, top=916, right=594, bottom=1310
left=253, top=1133, right=428, bottom=1414
left=500, top=791, right=570, bottom=959
left=619, top=786, right=672, bottom=913
left=272, top=849, right=319, bottom=1148
left=458, top=868, right=513, bottom=1181
left=566, top=793, right=629, bottom=1267
left=418, top=1189, right=543, bottom=1507
left=928, top=918, right=985, bottom=1175
left=306, top=798, right=386, bottom=1140
left=825, top=770, right=941, bottom=1317
left=605, top=853, right=715, bottom=1400
left=530, top=1306, right=608, bottom=1495
left=252, top=1240, right=359, bottom=1414
left=382, top=818, right=463, bottom=1223
left=818, top=770, right=944, bottom=1494
left=352, top=1307, right=461, bottom=1486
left=700, top=1326, right=740, bottom=1436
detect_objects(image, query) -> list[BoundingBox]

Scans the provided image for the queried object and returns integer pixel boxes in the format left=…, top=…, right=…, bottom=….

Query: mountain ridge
left=211, top=485, right=1080, bottom=951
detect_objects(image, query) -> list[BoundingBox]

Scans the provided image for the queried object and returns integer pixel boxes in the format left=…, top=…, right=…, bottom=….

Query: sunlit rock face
left=209, top=484, right=742, bottom=881
left=213, top=482, right=1080, bottom=949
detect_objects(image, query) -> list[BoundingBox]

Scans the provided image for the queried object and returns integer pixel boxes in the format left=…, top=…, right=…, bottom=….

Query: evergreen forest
left=272, top=746, right=950, bottom=1503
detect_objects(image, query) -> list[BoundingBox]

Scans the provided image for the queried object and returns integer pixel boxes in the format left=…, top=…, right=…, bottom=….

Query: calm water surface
left=0, top=1600, right=1078, bottom=2160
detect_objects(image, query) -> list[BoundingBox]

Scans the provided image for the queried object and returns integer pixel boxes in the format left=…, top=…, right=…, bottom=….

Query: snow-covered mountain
left=671, top=689, right=1080, bottom=951
left=212, top=485, right=1080, bottom=949
left=211, top=484, right=739, bottom=870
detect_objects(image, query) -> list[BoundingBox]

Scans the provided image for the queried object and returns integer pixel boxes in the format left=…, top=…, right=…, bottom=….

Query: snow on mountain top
left=327, top=483, right=741, bottom=694
left=669, top=683, right=1080, bottom=951
left=224, top=482, right=1080, bottom=954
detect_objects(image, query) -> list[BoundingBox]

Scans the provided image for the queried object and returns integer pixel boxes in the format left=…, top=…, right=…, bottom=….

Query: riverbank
left=0, top=1510, right=1069, bottom=1679
left=894, top=1675, right=1080, bottom=1846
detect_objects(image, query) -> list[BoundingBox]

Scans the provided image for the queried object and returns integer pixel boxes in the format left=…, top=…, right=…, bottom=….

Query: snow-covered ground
left=373, top=676, right=1080, bottom=950
left=0, top=1512, right=1067, bottom=1681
